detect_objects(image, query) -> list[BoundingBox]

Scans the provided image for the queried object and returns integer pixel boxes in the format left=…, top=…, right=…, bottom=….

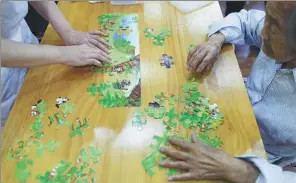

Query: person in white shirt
left=1, top=1, right=111, bottom=125
left=159, top=2, right=296, bottom=183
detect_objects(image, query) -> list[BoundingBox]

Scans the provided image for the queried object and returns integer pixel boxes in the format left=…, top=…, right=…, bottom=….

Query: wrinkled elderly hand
left=187, top=33, right=225, bottom=73
left=159, top=134, right=259, bottom=183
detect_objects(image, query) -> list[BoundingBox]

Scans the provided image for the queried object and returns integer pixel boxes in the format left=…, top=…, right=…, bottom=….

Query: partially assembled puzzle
left=89, top=14, right=141, bottom=108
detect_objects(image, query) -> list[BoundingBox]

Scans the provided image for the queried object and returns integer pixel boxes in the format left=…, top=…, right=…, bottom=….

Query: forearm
left=224, top=158, right=259, bottom=183
left=207, top=32, right=225, bottom=50
left=29, top=1, right=72, bottom=38
left=208, top=10, right=265, bottom=47
left=1, top=39, right=66, bottom=67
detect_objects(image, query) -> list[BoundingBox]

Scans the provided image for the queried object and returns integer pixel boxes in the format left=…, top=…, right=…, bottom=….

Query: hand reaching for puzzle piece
left=187, top=33, right=225, bottom=73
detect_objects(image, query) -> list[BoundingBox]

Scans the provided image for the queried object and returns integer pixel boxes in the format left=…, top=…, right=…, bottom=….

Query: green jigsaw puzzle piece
left=166, top=168, right=178, bottom=176
left=79, top=145, right=102, bottom=164
left=144, top=106, right=166, bottom=119
left=48, top=116, right=54, bottom=126
left=60, top=103, right=75, bottom=117
left=182, top=82, right=198, bottom=93
left=15, top=159, right=33, bottom=183
left=142, top=152, right=157, bottom=176
left=54, top=113, right=69, bottom=129
left=87, top=83, right=98, bottom=96
left=34, top=139, right=60, bottom=157
left=166, top=95, right=178, bottom=105
left=37, top=100, right=48, bottom=114
left=132, top=111, right=146, bottom=130
left=188, top=44, right=196, bottom=52
left=164, top=108, right=178, bottom=128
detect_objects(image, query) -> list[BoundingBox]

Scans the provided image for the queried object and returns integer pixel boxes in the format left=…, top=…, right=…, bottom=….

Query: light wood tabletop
left=2, top=1, right=265, bottom=183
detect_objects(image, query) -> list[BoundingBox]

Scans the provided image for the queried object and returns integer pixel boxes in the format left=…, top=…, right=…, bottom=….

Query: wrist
left=208, top=32, right=225, bottom=49
left=224, top=158, right=259, bottom=183
left=57, top=46, right=72, bottom=65
left=55, top=24, right=73, bottom=42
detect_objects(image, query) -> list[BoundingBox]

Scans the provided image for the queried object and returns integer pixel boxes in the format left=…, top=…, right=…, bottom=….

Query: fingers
left=168, top=172, right=193, bottom=181
left=168, top=138, right=191, bottom=151
left=87, top=59, right=103, bottom=67
left=90, top=30, right=108, bottom=36
left=191, top=133, right=197, bottom=143
left=187, top=46, right=198, bottom=64
left=159, top=160, right=191, bottom=170
left=206, top=62, right=214, bottom=72
left=89, top=38, right=110, bottom=54
left=91, top=35, right=110, bottom=47
left=100, top=51, right=112, bottom=63
left=160, top=146, right=190, bottom=160
left=196, top=53, right=213, bottom=73
left=188, top=49, right=207, bottom=72
left=89, top=51, right=112, bottom=64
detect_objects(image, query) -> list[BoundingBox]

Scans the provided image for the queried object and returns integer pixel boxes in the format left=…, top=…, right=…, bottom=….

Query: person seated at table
left=1, top=1, right=111, bottom=126
left=178, top=1, right=296, bottom=182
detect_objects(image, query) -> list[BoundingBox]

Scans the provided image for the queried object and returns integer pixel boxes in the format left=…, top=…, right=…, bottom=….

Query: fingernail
left=168, top=177, right=173, bottom=181
left=159, top=161, right=165, bottom=166
left=160, top=146, right=165, bottom=152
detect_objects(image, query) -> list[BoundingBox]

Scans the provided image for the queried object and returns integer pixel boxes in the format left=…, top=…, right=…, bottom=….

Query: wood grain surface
left=1, top=1, right=265, bottom=183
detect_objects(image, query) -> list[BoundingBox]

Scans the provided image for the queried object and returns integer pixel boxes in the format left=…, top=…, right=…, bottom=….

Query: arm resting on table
left=1, top=39, right=67, bottom=67
left=208, top=9, right=265, bottom=48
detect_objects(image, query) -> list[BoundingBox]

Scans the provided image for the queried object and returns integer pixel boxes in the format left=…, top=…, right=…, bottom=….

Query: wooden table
left=2, top=1, right=265, bottom=183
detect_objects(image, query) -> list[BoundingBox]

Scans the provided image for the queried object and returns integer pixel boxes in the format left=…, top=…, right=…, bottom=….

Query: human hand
left=159, top=134, right=259, bottom=183
left=187, top=33, right=225, bottom=73
left=61, top=44, right=111, bottom=67
left=61, top=29, right=110, bottom=54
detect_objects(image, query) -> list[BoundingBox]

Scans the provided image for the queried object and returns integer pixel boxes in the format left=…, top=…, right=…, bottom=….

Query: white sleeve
left=239, top=155, right=296, bottom=183
left=208, top=9, right=265, bottom=48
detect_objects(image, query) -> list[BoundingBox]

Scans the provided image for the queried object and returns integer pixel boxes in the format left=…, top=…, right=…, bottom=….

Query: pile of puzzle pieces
left=132, top=76, right=224, bottom=176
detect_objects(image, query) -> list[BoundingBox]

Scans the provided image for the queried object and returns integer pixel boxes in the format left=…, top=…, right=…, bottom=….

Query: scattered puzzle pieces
left=33, top=139, right=60, bottom=157
left=15, top=158, right=33, bottom=183
left=141, top=78, right=224, bottom=177
left=37, top=145, right=102, bottom=183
